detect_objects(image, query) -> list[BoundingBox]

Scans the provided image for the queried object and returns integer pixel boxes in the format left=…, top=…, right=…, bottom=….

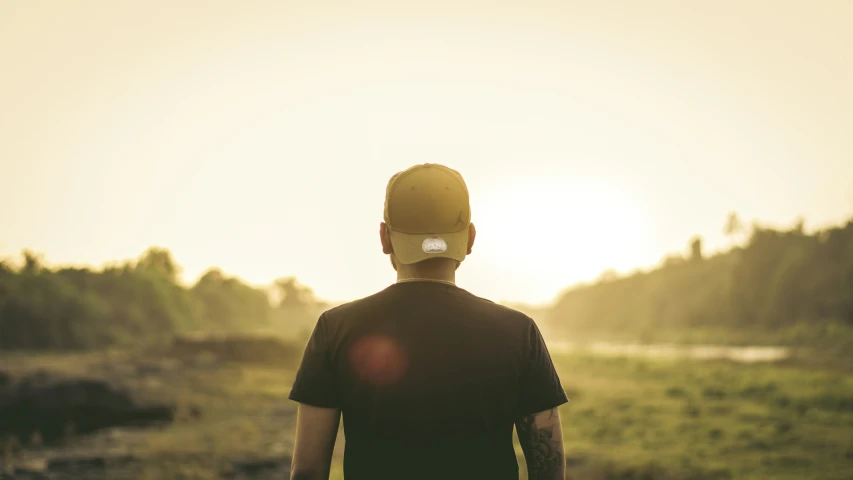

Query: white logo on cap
left=422, top=237, right=448, bottom=254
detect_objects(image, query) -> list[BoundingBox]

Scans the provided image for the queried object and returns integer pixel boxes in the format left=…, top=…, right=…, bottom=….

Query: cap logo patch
left=422, top=237, right=448, bottom=254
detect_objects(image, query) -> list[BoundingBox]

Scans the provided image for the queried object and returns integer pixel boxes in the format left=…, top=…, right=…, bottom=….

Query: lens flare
left=348, top=335, right=408, bottom=387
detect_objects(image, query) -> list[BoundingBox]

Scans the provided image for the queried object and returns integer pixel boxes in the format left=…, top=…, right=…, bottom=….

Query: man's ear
left=467, top=223, right=476, bottom=255
left=380, top=222, right=394, bottom=255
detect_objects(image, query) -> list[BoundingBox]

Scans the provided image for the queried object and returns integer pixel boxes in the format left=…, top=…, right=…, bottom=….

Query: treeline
left=549, top=214, right=853, bottom=345
left=0, top=248, right=323, bottom=350
left=5, top=214, right=853, bottom=351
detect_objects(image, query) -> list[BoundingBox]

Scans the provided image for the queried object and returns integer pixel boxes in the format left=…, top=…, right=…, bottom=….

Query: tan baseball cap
left=383, top=163, right=472, bottom=265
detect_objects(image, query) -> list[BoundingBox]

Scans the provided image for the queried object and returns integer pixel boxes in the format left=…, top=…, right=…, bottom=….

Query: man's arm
left=290, top=403, right=341, bottom=480
left=515, top=407, right=565, bottom=480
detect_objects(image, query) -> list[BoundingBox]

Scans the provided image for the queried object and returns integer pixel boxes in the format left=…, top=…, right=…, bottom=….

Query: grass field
left=551, top=352, right=853, bottom=480
left=3, top=344, right=853, bottom=479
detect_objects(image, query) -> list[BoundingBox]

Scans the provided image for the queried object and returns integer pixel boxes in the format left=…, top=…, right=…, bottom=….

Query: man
left=288, top=163, right=569, bottom=480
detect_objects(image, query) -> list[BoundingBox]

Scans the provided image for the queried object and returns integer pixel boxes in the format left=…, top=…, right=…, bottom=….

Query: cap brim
left=389, top=228, right=469, bottom=265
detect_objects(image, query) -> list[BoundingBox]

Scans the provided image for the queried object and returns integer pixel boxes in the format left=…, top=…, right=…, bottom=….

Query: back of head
left=383, top=163, right=472, bottom=267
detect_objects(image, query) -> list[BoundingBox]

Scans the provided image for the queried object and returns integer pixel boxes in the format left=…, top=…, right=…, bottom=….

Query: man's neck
left=395, top=258, right=458, bottom=284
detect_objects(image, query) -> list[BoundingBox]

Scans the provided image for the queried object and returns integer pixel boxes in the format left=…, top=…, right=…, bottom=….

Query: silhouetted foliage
left=274, top=277, right=316, bottom=309
left=0, top=248, right=312, bottom=350
left=690, top=236, right=703, bottom=262
left=135, top=247, right=180, bottom=282
left=193, top=268, right=272, bottom=333
left=4, top=215, right=852, bottom=350
left=550, top=217, right=853, bottom=343
left=723, top=212, right=744, bottom=239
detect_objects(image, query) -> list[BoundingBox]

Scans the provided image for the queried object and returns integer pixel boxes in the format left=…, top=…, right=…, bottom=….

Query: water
left=548, top=341, right=790, bottom=363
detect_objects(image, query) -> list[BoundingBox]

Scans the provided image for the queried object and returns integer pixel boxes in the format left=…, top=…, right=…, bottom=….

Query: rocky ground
left=0, top=336, right=313, bottom=479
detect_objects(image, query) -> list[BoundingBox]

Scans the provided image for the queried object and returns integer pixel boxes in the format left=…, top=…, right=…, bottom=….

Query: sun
left=471, top=177, right=648, bottom=298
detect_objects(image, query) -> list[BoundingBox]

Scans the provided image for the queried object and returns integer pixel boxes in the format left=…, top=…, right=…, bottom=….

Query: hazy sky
left=2, top=0, right=851, bottom=304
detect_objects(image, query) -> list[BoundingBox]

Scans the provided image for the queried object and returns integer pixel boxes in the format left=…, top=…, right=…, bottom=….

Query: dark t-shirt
left=288, top=281, right=568, bottom=480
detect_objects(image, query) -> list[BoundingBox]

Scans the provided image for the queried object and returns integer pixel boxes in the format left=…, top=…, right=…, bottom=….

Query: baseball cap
left=383, top=163, right=472, bottom=265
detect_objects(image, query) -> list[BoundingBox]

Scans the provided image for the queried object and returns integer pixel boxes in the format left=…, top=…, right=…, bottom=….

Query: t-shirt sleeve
left=517, top=319, right=569, bottom=417
left=288, top=313, right=341, bottom=408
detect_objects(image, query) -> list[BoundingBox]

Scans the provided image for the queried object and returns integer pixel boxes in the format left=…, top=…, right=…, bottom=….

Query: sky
left=1, top=0, right=851, bottom=305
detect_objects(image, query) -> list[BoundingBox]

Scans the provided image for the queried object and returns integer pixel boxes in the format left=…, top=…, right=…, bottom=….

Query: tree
left=22, top=250, right=43, bottom=274
left=724, top=212, right=745, bottom=246
left=274, top=277, right=315, bottom=308
left=192, top=268, right=272, bottom=331
left=690, top=236, right=703, bottom=262
left=793, top=217, right=805, bottom=235
left=135, top=247, right=180, bottom=281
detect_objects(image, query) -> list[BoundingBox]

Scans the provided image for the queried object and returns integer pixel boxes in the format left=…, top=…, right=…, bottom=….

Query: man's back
left=289, top=281, right=568, bottom=479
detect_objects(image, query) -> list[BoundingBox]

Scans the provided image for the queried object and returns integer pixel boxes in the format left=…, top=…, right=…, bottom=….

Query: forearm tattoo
left=516, top=408, right=562, bottom=479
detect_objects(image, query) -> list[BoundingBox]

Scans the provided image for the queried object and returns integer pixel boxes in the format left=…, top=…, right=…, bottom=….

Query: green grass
left=551, top=352, right=853, bottom=480
left=3, top=346, right=853, bottom=479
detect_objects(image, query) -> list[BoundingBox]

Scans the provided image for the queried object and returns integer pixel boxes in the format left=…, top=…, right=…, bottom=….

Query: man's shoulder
left=455, top=288, right=539, bottom=331
left=470, top=293, right=532, bottom=317
left=318, top=287, right=391, bottom=323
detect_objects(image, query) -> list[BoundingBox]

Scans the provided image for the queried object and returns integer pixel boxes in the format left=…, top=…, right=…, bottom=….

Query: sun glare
left=472, top=178, right=648, bottom=294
